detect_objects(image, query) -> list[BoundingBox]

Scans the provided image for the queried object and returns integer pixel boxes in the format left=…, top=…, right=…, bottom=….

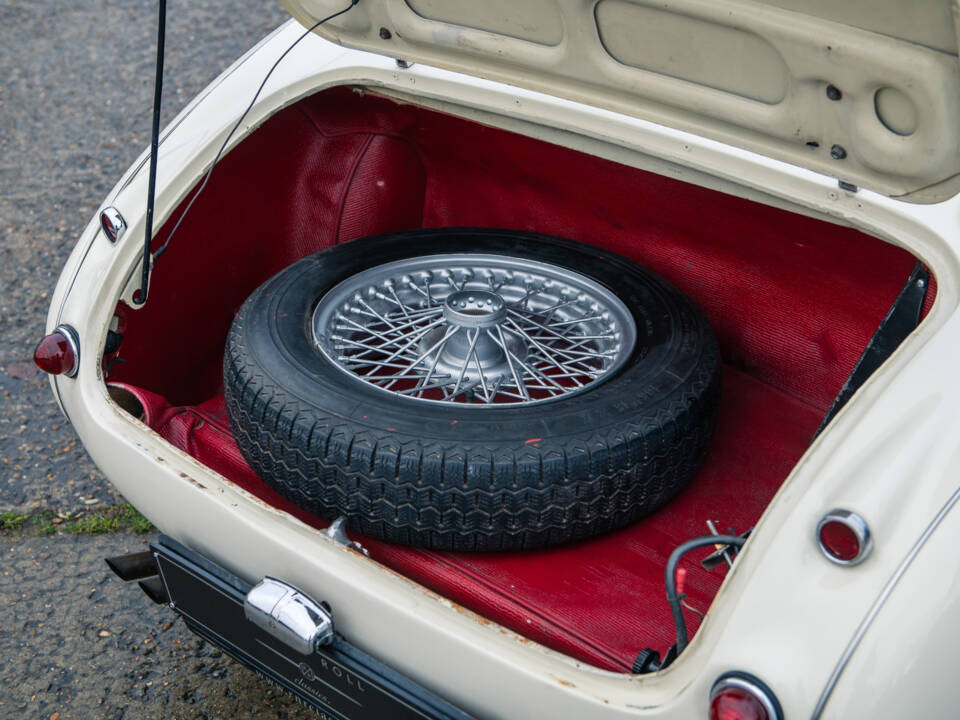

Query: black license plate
left=152, top=537, right=476, bottom=720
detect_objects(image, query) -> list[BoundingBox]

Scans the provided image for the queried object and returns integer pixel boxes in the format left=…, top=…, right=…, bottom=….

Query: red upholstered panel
left=111, top=86, right=918, bottom=411
left=106, top=86, right=926, bottom=672
left=112, top=102, right=426, bottom=404
left=336, top=134, right=426, bottom=243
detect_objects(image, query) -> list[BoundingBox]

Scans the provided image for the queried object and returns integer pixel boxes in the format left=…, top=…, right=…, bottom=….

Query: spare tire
left=224, top=228, right=720, bottom=551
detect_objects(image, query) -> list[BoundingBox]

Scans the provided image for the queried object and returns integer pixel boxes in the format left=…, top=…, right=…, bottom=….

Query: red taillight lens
left=709, top=674, right=781, bottom=720
left=709, top=685, right=770, bottom=720
left=819, top=520, right=860, bottom=561
left=816, top=509, right=871, bottom=565
left=33, top=328, right=77, bottom=377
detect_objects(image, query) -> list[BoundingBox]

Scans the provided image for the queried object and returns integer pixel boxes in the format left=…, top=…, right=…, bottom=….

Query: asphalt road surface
left=1, top=2, right=323, bottom=717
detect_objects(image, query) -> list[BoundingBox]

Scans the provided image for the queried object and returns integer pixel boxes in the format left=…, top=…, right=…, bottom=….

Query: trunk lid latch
left=244, top=578, right=334, bottom=654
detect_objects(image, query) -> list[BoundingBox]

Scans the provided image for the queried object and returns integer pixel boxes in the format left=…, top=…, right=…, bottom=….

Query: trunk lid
left=281, top=0, right=960, bottom=202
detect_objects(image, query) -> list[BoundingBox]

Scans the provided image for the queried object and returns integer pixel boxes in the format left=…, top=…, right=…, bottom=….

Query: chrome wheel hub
left=442, top=290, right=507, bottom=327
left=312, top=253, right=637, bottom=406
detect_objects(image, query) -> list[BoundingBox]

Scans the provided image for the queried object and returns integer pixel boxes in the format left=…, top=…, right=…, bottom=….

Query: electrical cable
left=135, top=0, right=361, bottom=303
left=679, top=597, right=704, bottom=622
left=666, top=534, right=747, bottom=655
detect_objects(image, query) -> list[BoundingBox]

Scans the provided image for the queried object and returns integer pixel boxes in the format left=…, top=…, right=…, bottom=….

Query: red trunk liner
left=108, top=87, right=928, bottom=672
left=116, top=370, right=820, bottom=672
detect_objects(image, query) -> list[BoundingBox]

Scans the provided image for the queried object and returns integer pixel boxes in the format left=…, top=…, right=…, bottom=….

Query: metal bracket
left=814, top=261, right=929, bottom=438
left=701, top=521, right=752, bottom=571
left=325, top=516, right=369, bottom=556
left=701, top=519, right=734, bottom=570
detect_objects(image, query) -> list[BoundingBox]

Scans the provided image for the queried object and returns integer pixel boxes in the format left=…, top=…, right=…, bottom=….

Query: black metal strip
left=151, top=536, right=476, bottom=720
left=814, top=261, right=929, bottom=439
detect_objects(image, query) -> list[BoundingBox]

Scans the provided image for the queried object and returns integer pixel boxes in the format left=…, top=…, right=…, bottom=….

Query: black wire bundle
left=666, top=534, right=747, bottom=654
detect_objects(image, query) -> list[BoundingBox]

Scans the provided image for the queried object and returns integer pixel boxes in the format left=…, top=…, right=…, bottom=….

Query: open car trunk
left=106, top=85, right=931, bottom=673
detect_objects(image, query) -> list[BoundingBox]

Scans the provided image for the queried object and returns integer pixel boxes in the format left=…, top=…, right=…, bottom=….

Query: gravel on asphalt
left=1, top=2, right=324, bottom=717
left=0, top=0, right=286, bottom=510
left=1, top=532, right=319, bottom=719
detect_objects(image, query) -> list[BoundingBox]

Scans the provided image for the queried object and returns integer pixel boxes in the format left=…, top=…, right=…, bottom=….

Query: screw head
left=830, top=144, right=847, bottom=160
left=379, top=27, right=392, bottom=40
left=826, top=84, right=842, bottom=101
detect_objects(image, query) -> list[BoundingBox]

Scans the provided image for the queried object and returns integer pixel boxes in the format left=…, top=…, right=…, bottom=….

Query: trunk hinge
left=814, top=261, right=930, bottom=439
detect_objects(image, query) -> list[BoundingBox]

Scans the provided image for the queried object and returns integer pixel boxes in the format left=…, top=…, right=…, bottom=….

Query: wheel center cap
left=443, top=290, right=507, bottom=328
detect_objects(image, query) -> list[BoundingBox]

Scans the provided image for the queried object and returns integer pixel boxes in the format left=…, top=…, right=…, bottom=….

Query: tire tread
left=223, top=289, right=720, bottom=551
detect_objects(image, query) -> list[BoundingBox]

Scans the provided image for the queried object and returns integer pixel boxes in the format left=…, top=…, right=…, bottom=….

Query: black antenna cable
left=134, top=0, right=361, bottom=304
left=133, top=0, right=166, bottom=305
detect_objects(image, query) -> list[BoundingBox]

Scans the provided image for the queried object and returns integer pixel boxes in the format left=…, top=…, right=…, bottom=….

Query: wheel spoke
left=376, top=318, right=446, bottom=365
left=386, top=284, right=411, bottom=317
left=397, top=380, right=458, bottom=395
left=504, top=317, right=585, bottom=387
left=492, top=326, right=528, bottom=400
left=313, top=253, right=635, bottom=406
left=339, top=356, right=419, bottom=371
left=412, top=329, right=452, bottom=398
left=471, top=339, right=492, bottom=402
left=336, top=314, right=428, bottom=347
left=382, top=326, right=459, bottom=389
left=333, top=335, right=421, bottom=360
left=450, top=329, right=481, bottom=398
left=486, top=327, right=566, bottom=392
left=506, top=310, right=615, bottom=359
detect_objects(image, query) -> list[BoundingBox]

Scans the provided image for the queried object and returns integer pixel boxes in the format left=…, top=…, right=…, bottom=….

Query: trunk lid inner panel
left=106, top=86, right=928, bottom=673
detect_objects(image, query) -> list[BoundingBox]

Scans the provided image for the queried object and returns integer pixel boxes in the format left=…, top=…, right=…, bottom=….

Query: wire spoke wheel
left=225, top=229, right=719, bottom=550
left=312, top=254, right=637, bottom=406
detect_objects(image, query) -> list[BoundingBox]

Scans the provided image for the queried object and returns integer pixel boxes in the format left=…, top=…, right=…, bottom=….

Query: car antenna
left=133, top=0, right=361, bottom=306
left=131, top=0, right=166, bottom=306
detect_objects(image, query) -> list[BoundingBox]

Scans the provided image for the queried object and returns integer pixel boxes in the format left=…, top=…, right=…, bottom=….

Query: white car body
left=46, top=13, right=960, bottom=720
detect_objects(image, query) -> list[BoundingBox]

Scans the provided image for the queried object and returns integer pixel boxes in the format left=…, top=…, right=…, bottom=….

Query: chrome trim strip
left=54, top=228, right=99, bottom=328
left=811, top=483, right=960, bottom=718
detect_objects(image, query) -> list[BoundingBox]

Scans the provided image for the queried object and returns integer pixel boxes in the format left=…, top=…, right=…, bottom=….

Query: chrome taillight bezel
left=710, top=671, right=783, bottom=720
left=817, top=508, right=873, bottom=566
